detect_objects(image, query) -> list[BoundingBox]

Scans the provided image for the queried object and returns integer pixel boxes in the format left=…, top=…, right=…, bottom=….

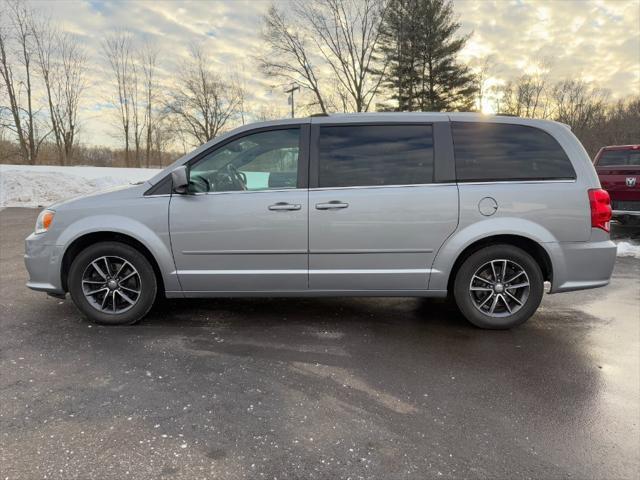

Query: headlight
left=35, top=209, right=55, bottom=234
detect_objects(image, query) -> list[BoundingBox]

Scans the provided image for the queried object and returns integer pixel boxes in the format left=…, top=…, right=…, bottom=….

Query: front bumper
left=24, top=233, right=65, bottom=294
left=547, top=239, right=617, bottom=293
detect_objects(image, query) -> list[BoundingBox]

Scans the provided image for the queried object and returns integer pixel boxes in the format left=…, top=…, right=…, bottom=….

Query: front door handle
left=316, top=201, right=349, bottom=210
left=268, top=202, right=301, bottom=211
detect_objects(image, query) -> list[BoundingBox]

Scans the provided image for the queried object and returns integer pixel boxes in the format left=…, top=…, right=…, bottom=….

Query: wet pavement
left=1, top=207, right=639, bottom=479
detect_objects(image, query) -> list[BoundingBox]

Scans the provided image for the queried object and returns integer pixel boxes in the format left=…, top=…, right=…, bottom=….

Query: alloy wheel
left=468, top=259, right=530, bottom=318
left=81, top=256, right=142, bottom=314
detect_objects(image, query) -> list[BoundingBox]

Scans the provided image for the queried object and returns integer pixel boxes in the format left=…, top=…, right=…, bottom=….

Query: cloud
left=457, top=0, right=639, bottom=98
left=21, top=0, right=640, bottom=147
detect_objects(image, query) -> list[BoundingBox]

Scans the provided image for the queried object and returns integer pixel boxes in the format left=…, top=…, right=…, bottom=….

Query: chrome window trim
left=309, top=183, right=456, bottom=192
left=151, top=188, right=303, bottom=198
left=457, top=179, right=577, bottom=185
left=188, top=187, right=303, bottom=197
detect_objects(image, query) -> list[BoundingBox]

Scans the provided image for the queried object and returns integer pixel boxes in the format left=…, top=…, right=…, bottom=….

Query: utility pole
left=285, top=85, right=300, bottom=118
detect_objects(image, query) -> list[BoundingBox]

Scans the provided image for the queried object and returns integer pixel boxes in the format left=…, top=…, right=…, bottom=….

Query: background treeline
left=1, top=0, right=638, bottom=169
left=487, top=74, right=640, bottom=156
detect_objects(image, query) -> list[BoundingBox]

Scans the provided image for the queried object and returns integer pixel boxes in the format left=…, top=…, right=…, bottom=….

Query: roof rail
left=309, top=113, right=329, bottom=117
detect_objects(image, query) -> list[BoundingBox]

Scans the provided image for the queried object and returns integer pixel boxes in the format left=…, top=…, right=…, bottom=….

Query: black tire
left=68, top=241, right=157, bottom=325
left=453, top=244, right=544, bottom=329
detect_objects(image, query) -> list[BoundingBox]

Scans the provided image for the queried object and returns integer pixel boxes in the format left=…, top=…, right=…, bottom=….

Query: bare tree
left=550, top=79, right=611, bottom=155
left=33, top=17, right=86, bottom=165
left=493, top=73, right=550, bottom=119
left=254, top=102, right=287, bottom=122
left=229, top=67, right=249, bottom=126
left=260, top=0, right=387, bottom=113
left=140, top=43, right=158, bottom=167
left=551, top=80, right=609, bottom=131
left=260, top=5, right=328, bottom=113
left=151, top=112, right=173, bottom=166
left=103, top=31, right=140, bottom=167
left=55, top=34, right=87, bottom=163
left=472, top=55, right=494, bottom=112
left=0, top=1, right=48, bottom=164
left=601, top=96, right=640, bottom=147
left=167, top=45, right=243, bottom=146
left=130, top=59, right=144, bottom=167
left=299, top=0, right=388, bottom=112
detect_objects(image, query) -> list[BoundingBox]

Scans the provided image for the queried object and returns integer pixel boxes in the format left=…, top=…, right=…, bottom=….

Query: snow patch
left=0, top=164, right=160, bottom=208
left=616, top=241, right=640, bottom=259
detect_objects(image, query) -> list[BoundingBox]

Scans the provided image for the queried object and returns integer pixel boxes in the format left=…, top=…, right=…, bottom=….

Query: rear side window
left=452, top=122, right=576, bottom=182
left=318, top=125, right=434, bottom=188
left=597, top=150, right=640, bottom=166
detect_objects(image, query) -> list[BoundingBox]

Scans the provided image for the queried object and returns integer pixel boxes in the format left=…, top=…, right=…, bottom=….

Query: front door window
left=189, top=129, right=300, bottom=193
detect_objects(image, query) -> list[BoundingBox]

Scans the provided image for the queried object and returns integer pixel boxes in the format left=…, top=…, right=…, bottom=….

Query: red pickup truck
left=593, top=145, right=640, bottom=225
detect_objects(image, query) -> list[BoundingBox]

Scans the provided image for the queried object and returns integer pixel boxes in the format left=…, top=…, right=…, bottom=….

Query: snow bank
left=616, top=241, right=640, bottom=259
left=0, top=164, right=160, bottom=208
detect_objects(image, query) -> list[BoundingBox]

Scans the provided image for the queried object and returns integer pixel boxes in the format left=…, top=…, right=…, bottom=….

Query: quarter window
left=452, top=122, right=576, bottom=181
left=318, top=125, right=434, bottom=188
left=189, top=129, right=300, bottom=193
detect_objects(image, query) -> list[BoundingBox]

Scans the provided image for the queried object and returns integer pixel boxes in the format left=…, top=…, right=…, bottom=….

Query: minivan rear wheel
left=68, top=242, right=157, bottom=325
left=453, top=244, right=544, bottom=329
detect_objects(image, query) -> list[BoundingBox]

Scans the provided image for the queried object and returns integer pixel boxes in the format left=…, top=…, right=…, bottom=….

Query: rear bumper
left=547, top=239, right=617, bottom=293
left=24, top=233, right=64, bottom=294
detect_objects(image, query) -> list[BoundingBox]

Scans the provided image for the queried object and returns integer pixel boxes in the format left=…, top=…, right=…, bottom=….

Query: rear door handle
left=315, top=201, right=349, bottom=210
left=268, top=202, right=301, bottom=211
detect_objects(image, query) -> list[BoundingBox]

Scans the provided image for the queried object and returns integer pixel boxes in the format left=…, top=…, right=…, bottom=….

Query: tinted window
left=318, top=125, right=434, bottom=188
left=452, top=122, right=576, bottom=181
left=190, top=129, right=299, bottom=193
left=597, top=150, right=640, bottom=166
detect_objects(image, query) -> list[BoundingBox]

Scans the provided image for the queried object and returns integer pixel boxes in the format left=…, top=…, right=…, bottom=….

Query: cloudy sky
left=25, top=0, right=640, bottom=146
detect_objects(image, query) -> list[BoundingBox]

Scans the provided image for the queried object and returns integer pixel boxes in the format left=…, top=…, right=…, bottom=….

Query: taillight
left=588, top=188, right=611, bottom=232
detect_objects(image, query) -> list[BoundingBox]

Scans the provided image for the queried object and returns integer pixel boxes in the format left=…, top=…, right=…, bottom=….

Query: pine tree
left=377, top=0, right=419, bottom=111
left=378, top=0, right=478, bottom=111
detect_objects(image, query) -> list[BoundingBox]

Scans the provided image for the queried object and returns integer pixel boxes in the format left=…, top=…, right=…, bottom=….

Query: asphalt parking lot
left=1, top=207, right=639, bottom=480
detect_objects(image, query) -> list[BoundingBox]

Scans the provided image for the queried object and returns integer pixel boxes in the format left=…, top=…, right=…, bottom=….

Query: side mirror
left=171, top=166, right=189, bottom=194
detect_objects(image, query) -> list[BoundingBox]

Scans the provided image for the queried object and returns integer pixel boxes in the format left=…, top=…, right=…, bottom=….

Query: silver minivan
left=24, top=113, right=617, bottom=329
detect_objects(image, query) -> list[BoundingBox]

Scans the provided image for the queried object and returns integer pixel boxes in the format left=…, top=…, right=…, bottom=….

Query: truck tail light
left=588, top=188, right=611, bottom=232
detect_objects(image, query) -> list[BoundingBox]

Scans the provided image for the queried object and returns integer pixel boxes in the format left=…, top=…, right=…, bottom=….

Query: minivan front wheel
left=68, top=242, right=157, bottom=325
left=453, top=245, right=544, bottom=329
